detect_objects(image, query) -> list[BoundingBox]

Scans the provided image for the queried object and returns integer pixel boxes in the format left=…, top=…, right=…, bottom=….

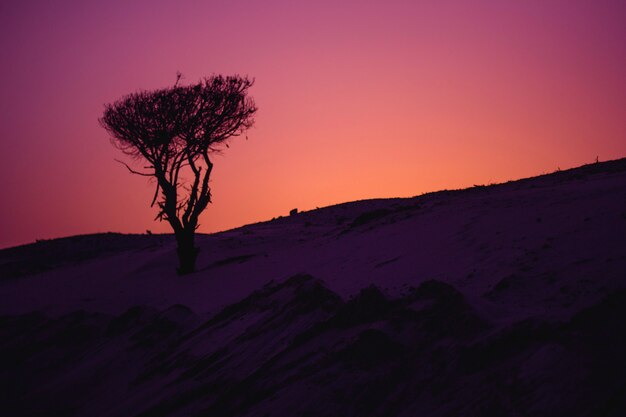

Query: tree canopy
left=100, top=74, right=257, bottom=273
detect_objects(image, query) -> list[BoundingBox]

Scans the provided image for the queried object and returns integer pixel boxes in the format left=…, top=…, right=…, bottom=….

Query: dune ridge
left=1, top=158, right=626, bottom=416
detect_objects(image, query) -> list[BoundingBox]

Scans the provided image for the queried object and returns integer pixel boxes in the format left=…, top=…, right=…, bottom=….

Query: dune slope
left=1, top=158, right=626, bottom=416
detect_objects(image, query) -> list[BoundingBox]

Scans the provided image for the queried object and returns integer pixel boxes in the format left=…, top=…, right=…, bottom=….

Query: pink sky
left=1, top=0, right=625, bottom=248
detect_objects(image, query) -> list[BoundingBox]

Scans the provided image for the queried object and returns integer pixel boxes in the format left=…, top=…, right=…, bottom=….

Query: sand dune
left=1, top=158, right=626, bottom=416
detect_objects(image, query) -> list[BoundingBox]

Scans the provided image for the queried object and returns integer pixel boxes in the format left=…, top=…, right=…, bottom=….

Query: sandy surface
left=1, top=158, right=625, bottom=416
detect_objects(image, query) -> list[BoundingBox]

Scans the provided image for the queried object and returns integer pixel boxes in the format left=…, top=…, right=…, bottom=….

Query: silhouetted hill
left=1, top=157, right=626, bottom=416
left=0, top=233, right=175, bottom=279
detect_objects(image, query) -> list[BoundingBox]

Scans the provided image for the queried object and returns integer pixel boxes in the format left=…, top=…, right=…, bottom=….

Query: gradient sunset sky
left=1, top=0, right=625, bottom=248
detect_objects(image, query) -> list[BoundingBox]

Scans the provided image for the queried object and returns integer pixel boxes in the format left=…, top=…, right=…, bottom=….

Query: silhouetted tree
left=100, top=75, right=256, bottom=274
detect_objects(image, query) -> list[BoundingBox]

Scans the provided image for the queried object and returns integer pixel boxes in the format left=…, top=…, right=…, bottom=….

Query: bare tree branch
left=114, top=159, right=154, bottom=177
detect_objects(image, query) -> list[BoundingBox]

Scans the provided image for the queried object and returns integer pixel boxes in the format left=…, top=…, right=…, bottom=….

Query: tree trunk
left=175, top=230, right=198, bottom=275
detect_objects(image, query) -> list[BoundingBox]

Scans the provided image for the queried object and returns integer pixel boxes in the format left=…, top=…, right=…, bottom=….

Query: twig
left=114, top=159, right=153, bottom=177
